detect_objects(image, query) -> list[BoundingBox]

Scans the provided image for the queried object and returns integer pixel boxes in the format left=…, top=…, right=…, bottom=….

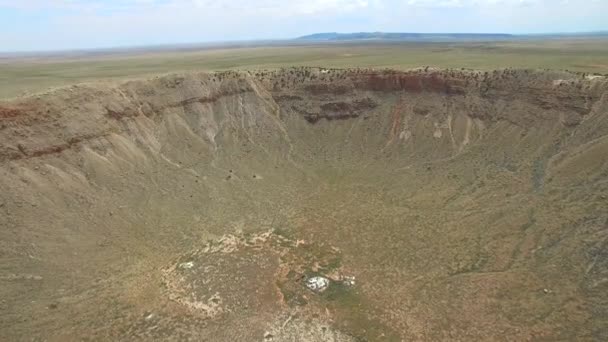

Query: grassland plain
left=1, top=39, right=608, bottom=99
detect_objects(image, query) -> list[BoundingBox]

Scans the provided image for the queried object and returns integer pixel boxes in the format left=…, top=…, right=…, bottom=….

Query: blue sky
left=0, top=0, right=607, bottom=52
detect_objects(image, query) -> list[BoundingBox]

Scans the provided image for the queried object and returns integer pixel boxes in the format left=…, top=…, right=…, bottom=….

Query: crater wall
left=1, top=68, right=607, bottom=341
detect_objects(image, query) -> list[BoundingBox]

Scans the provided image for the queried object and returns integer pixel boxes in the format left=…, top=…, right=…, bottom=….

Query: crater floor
left=1, top=68, right=608, bottom=341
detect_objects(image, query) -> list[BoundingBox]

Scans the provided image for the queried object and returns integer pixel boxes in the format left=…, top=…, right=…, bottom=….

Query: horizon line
left=1, top=30, right=607, bottom=56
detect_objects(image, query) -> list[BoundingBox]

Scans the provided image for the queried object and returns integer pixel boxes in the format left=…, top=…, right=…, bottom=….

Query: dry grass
left=1, top=39, right=608, bottom=98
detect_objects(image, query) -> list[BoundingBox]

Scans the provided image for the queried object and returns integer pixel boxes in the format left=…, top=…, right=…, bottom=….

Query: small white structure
left=305, top=276, right=330, bottom=292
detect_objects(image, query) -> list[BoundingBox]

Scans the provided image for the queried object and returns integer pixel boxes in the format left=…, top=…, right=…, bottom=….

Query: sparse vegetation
left=2, top=39, right=608, bottom=98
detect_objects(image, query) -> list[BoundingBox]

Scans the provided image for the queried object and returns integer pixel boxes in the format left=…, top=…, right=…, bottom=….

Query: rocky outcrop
left=293, top=98, right=378, bottom=123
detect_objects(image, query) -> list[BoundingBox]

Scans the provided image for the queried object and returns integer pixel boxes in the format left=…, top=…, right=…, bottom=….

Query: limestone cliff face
left=1, top=68, right=608, bottom=341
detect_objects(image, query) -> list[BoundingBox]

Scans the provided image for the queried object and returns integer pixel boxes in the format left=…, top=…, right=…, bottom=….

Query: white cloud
left=0, top=0, right=369, bottom=15
left=181, top=0, right=370, bottom=16
left=0, top=0, right=601, bottom=14
left=404, top=0, right=543, bottom=7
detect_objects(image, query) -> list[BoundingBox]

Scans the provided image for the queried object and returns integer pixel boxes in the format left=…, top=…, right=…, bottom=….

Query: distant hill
left=530, top=31, right=608, bottom=38
left=296, top=32, right=515, bottom=41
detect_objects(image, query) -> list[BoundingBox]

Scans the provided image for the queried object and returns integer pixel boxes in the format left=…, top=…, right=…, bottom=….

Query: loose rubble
left=179, top=261, right=194, bottom=269
left=342, top=275, right=356, bottom=287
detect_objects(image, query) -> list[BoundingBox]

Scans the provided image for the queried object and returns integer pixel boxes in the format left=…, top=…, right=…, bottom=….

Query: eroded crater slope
left=1, top=68, right=607, bottom=341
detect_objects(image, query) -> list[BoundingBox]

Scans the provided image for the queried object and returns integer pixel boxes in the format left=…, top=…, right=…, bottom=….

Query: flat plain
left=1, top=38, right=608, bottom=98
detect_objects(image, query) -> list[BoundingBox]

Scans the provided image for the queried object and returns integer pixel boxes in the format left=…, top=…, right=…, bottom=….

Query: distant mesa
left=296, top=32, right=515, bottom=42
